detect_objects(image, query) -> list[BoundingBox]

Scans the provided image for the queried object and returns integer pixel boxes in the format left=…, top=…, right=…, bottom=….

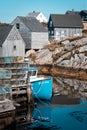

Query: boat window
left=28, top=70, right=36, bottom=76
left=31, top=71, right=36, bottom=76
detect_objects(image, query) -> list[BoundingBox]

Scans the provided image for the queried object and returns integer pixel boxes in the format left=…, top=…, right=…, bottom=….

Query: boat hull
left=30, top=77, right=52, bottom=100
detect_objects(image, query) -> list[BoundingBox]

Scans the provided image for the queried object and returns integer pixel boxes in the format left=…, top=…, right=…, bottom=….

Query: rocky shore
left=26, top=36, right=87, bottom=80
left=37, top=65, right=87, bottom=80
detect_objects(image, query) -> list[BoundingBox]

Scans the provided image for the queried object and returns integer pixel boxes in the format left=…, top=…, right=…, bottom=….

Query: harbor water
left=1, top=76, right=87, bottom=130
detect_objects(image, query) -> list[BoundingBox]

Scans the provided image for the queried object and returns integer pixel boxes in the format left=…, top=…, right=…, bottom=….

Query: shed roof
left=0, top=25, right=13, bottom=47
left=50, top=14, right=83, bottom=28
left=18, top=16, right=47, bottom=32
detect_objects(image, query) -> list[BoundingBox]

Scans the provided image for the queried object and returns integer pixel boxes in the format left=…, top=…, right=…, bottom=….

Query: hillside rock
left=35, top=49, right=53, bottom=64
left=34, top=36, right=87, bottom=69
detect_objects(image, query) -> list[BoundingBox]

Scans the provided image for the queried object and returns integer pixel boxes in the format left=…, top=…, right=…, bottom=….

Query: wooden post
left=26, top=71, right=34, bottom=104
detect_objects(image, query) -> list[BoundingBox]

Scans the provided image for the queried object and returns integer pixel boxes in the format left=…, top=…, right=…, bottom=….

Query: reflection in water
left=69, top=110, right=87, bottom=123
left=53, top=76, right=87, bottom=99
left=30, top=98, right=87, bottom=130
left=1, top=76, right=87, bottom=130
left=52, top=95, right=80, bottom=105
left=22, top=98, right=87, bottom=130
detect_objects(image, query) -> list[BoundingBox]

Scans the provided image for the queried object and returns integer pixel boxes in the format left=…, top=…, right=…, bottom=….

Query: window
left=48, top=31, right=51, bottom=35
left=56, top=31, right=59, bottom=36
left=16, top=23, right=20, bottom=29
left=49, top=30, right=54, bottom=36
left=50, top=21, right=53, bottom=27
left=13, top=45, right=16, bottom=50
left=51, top=30, right=54, bottom=35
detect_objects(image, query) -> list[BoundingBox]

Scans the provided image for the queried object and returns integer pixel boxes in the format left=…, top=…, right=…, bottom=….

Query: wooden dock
left=0, top=57, right=34, bottom=114
left=0, top=57, right=35, bottom=129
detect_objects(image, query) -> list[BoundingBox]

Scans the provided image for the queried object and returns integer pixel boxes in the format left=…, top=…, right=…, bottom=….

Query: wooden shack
left=0, top=25, right=25, bottom=57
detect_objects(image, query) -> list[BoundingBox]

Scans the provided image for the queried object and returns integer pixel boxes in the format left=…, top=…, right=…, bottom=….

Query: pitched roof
left=0, top=25, right=13, bottom=47
left=27, top=11, right=40, bottom=18
left=80, top=10, right=87, bottom=14
left=18, top=16, right=47, bottom=32
left=66, top=10, right=87, bottom=16
left=50, top=14, right=83, bottom=28
left=16, top=16, right=47, bottom=49
left=66, top=10, right=79, bottom=15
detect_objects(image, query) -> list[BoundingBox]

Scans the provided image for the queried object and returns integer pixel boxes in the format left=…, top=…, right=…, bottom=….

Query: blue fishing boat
left=1, top=56, right=52, bottom=101
left=27, top=67, right=53, bottom=100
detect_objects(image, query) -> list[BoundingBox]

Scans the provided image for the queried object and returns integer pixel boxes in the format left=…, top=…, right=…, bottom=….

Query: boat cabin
left=28, top=67, right=38, bottom=79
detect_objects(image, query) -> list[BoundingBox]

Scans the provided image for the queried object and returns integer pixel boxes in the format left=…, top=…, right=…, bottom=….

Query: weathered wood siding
left=2, top=26, right=25, bottom=57
left=54, top=28, right=82, bottom=40
left=11, top=17, right=31, bottom=49
left=31, top=32, right=48, bottom=49
left=12, top=17, right=49, bottom=50
left=0, top=47, right=2, bottom=57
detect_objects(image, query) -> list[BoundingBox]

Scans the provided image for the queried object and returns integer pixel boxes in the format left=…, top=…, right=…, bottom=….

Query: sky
left=0, top=0, right=87, bottom=23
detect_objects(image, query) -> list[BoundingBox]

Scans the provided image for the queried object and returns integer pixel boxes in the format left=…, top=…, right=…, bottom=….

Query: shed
left=48, top=14, right=83, bottom=40
left=11, top=16, right=48, bottom=51
left=0, top=25, right=25, bottom=57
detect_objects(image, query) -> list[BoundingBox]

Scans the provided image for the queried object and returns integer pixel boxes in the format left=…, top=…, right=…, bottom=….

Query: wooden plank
left=12, top=90, right=26, bottom=95
left=0, top=99, right=15, bottom=113
left=13, top=97, right=27, bottom=102
left=12, top=84, right=27, bottom=88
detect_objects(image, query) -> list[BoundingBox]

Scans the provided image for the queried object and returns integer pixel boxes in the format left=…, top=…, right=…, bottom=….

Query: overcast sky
left=0, top=0, right=87, bottom=23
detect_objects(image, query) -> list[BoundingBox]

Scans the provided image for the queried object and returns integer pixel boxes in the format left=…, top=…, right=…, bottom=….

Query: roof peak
left=17, top=16, right=47, bottom=32
left=50, top=13, right=79, bottom=16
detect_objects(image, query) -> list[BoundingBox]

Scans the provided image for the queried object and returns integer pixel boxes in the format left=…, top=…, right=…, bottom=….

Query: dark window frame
left=16, top=23, right=20, bottom=29
left=13, top=45, right=16, bottom=50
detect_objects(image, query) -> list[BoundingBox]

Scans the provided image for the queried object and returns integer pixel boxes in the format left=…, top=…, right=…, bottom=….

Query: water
left=27, top=97, right=87, bottom=130
left=1, top=76, right=87, bottom=130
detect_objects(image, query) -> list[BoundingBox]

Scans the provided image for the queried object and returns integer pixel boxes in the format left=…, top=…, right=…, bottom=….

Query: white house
left=0, top=25, right=25, bottom=57
left=27, top=11, right=47, bottom=23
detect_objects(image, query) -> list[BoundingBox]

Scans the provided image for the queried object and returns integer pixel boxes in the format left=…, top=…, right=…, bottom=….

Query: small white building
left=0, top=25, right=25, bottom=57
left=27, top=11, right=47, bottom=23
